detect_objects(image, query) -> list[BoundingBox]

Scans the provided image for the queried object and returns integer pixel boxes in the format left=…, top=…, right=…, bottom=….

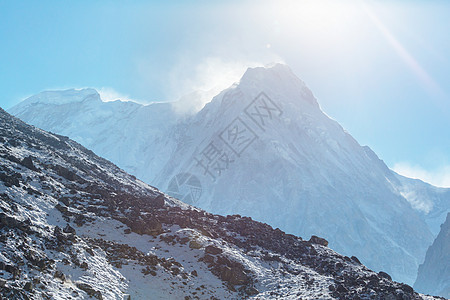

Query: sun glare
left=253, top=0, right=443, bottom=100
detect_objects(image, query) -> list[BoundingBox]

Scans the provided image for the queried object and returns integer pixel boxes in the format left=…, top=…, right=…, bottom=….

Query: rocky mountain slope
left=414, top=213, right=450, bottom=298
left=9, top=64, right=450, bottom=285
left=8, top=88, right=179, bottom=179
left=0, top=107, right=443, bottom=299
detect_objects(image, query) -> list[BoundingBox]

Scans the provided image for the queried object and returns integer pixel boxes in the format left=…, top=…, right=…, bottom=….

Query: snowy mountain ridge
left=16, top=88, right=101, bottom=106
left=1, top=107, right=443, bottom=299
left=9, top=64, right=450, bottom=286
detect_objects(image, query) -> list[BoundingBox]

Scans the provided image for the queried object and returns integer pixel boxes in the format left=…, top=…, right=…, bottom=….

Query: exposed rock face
left=218, top=264, right=249, bottom=286
left=150, top=194, right=166, bottom=208
left=310, top=235, right=329, bottom=247
left=205, top=245, right=223, bottom=255
left=20, top=155, right=38, bottom=171
left=188, top=240, right=202, bottom=249
left=415, top=213, right=450, bottom=298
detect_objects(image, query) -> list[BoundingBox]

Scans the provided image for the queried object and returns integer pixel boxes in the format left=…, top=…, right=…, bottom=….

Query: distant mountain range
left=9, top=64, right=450, bottom=286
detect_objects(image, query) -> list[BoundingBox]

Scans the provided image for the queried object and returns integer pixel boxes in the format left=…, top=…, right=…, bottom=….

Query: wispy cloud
left=167, top=57, right=263, bottom=115
left=96, top=87, right=148, bottom=104
left=393, top=162, right=450, bottom=188
left=167, top=56, right=284, bottom=115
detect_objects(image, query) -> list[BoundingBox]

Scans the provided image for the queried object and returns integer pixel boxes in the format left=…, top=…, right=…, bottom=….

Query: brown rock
left=189, top=240, right=202, bottom=249
left=309, top=235, right=328, bottom=247
left=24, top=281, right=33, bottom=291
left=202, top=254, right=215, bottom=264
left=130, top=218, right=162, bottom=236
left=205, top=245, right=223, bottom=255
left=21, top=156, right=38, bottom=171
left=150, top=194, right=165, bottom=208
left=245, top=286, right=259, bottom=296
left=219, top=265, right=249, bottom=285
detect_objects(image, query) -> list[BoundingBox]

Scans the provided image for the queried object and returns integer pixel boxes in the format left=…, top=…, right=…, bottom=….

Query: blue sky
left=1, top=0, right=449, bottom=186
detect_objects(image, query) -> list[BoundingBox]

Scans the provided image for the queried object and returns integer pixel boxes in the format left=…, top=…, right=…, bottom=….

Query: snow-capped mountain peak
left=238, top=63, right=319, bottom=108
left=9, top=64, right=450, bottom=287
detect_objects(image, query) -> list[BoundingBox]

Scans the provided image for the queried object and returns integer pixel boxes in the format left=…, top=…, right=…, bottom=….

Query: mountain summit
left=9, top=64, right=450, bottom=285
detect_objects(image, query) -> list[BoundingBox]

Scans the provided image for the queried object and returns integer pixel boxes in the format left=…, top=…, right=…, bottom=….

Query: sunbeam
left=361, top=1, right=442, bottom=97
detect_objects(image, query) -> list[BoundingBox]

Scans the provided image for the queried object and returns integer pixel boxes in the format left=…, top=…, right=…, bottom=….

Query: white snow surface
left=9, top=63, right=450, bottom=285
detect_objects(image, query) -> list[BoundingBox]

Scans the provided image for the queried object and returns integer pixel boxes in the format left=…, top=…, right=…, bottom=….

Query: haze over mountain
left=9, top=64, right=450, bottom=286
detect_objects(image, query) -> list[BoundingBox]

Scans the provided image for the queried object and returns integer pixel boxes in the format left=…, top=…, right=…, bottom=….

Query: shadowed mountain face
left=1, top=107, right=442, bottom=299
left=9, top=64, right=450, bottom=285
left=415, top=213, right=450, bottom=298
